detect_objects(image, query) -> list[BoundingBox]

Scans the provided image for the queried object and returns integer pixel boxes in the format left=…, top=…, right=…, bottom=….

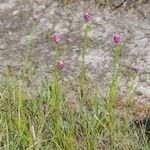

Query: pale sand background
left=0, top=0, right=150, bottom=103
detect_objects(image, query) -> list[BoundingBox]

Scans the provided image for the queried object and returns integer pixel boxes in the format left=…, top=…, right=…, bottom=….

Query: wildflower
left=66, top=37, right=73, bottom=45
left=57, top=60, right=64, bottom=70
left=131, top=65, right=140, bottom=73
left=51, top=33, right=61, bottom=43
left=83, top=12, right=92, bottom=22
left=114, top=35, right=121, bottom=44
left=32, top=15, right=38, bottom=22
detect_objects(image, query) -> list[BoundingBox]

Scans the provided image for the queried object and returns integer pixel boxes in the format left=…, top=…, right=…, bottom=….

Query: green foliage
left=0, top=64, right=149, bottom=149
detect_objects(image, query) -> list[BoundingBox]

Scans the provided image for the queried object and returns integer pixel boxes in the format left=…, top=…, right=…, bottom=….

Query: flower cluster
left=51, top=13, right=138, bottom=75
left=114, top=35, right=121, bottom=44
left=51, top=33, right=73, bottom=70
left=51, top=33, right=61, bottom=43
left=32, top=15, right=38, bottom=22
left=131, top=65, right=140, bottom=73
left=66, top=37, right=73, bottom=45
left=57, top=60, right=64, bottom=70
left=83, top=12, right=92, bottom=22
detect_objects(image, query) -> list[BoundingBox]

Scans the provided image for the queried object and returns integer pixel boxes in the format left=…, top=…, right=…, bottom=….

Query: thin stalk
left=108, top=45, right=120, bottom=144
left=125, top=74, right=136, bottom=127
left=80, top=25, right=89, bottom=98
left=62, top=44, right=69, bottom=59
left=22, top=22, right=37, bottom=81
left=53, top=44, right=59, bottom=111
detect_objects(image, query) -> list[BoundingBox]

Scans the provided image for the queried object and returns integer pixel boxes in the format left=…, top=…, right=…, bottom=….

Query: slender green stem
left=108, top=45, right=121, bottom=144
left=53, top=44, right=59, bottom=111
left=22, top=22, right=37, bottom=81
left=80, top=25, right=89, bottom=98
left=62, top=44, right=69, bottom=59
left=125, top=74, right=136, bottom=126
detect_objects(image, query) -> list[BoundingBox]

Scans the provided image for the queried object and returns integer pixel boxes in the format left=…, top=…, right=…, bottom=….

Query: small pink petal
left=83, top=12, right=92, bottom=22
left=114, top=35, right=121, bottom=44
left=32, top=15, right=38, bottom=22
left=131, top=65, right=140, bottom=73
left=57, top=60, right=64, bottom=70
left=51, top=33, right=61, bottom=43
left=66, top=37, right=73, bottom=45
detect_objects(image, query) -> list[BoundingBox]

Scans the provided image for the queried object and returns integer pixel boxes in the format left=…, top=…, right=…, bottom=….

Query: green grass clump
left=0, top=45, right=149, bottom=149
left=0, top=72, right=149, bottom=149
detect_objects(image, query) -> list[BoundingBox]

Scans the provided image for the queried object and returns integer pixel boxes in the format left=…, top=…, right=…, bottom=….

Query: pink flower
left=32, top=15, right=38, bottom=22
left=131, top=65, right=140, bottom=73
left=83, top=12, right=92, bottom=22
left=57, top=60, right=64, bottom=70
left=51, top=33, right=61, bottom=43
left=114, top=35, right=121, bottom=44
left=66, top=37, right=73, bottom=45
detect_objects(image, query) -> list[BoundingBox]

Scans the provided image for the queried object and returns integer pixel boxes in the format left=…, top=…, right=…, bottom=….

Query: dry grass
left=114, top=96, right=150, bottom=120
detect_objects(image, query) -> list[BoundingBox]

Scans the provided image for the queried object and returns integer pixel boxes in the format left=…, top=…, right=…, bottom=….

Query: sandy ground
left=0, top=0, right=150, bottom=103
